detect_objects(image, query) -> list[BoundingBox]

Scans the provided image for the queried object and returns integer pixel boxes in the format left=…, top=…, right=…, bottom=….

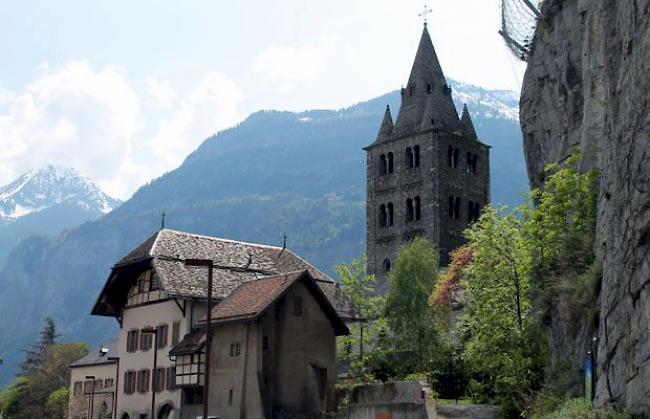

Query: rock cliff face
left=521, top=0, right=649, bottom=413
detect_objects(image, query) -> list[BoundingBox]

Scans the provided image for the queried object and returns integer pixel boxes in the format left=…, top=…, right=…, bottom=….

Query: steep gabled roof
left=372, top=105, right=394, bottom=144
left=209, top=270, right=349, bottom=335
left=392, top=25, right=461, bottom=137
left=460, top=104, right=478, bottom=140
left=92, top=229, right=359, bottom=322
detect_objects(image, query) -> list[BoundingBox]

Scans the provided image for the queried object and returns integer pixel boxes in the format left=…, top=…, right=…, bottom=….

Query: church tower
left=365, top=24, right=490, bottom=285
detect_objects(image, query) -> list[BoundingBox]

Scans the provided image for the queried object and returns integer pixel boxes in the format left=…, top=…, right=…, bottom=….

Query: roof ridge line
left=280, top=248, right=335, bottom=283
left=150, top=229, right=163, bottom=257
left=161, top=228, right=283, bottom=250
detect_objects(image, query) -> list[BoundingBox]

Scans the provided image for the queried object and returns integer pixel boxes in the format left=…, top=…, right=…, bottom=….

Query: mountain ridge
left=0, top=165, right=121, bottom=268
left=0, top=81, right=527, bottom=385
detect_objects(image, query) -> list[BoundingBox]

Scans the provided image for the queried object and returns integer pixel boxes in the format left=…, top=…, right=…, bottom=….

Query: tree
left=455, top=152, right=598, bottom=415
left=383, top=237, right=440, bottom=375
left=4, top=318, right=88, bottom=419
left=45, top=387, right=69, bottom=419
left=430, top=244, right=474, bottom=309
left=335, top=256, right=383, bottom=382
left=459, top=206, right=544, bottom=412
left=21, top=317, right=60, bottom=375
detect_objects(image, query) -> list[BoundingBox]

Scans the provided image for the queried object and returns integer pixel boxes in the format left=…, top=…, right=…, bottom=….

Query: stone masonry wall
left=520, top=0, right=650, bottom=413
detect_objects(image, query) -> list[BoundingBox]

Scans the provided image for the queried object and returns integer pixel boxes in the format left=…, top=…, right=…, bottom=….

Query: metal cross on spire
left=419, top=4, right=433, bottom=25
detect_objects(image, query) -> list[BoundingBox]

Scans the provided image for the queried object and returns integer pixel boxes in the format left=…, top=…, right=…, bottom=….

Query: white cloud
left=145, top=76, right=177, bottom=109
left=147, top=71, right=245, bottom=169
left=0, top=62, right=245, bottom=200
left=252, top=43, right=332, bottom=82
left=0, top=61, right=140, bottom=198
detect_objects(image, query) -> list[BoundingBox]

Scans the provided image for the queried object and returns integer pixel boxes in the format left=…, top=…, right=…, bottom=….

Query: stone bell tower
left=364, top=24, right=490, bottom=286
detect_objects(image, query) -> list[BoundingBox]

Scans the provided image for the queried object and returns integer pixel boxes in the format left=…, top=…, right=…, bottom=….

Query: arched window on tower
left=406, top=198, right=414, bottom=222
left=472, top=155, right=478, bottom=173
left=379, top=205, right=387, bottom=228
left=414, top=146, right=420, bottom=167
left=380, top=154, right=387, bottom=175
left=387, top=152, right=394, bottom=173
left=449, top=196, right=455, bottom=218
left=427, top=84, right=432, bottom=94
left=387, top=203, right=394, bottom=226
left=414, top=196, right=421, bottom=221
left=454, top=197, right=461, bottom=219
left=409, top=85, right=415, bottom=96
left=466, top=152, right=472, bottom=173
left=383, top=259, right=392, bottom=273
left=468, top=201, right=474, bottom=223
left=453, top=148, right=459, bottom=168
left=473, top=202, right=481, bottom=221
left=406, top=147, right=414, bottom=168
left=448, top=146, right=453, bottom=167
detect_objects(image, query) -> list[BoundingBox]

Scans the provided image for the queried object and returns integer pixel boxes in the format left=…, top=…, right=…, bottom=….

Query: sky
left=0, top=0, right=526, bottom=200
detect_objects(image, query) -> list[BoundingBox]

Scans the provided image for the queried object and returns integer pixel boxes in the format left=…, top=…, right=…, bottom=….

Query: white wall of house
left=117, top=294, right=204, bottom=419
left=69, top=362, right=117, bottom=419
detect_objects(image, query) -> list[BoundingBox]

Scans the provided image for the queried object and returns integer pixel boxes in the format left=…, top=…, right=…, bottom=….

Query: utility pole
left=141, top=327, right=159, bottom=419
left=184, top=259, right=214, bottom=419
left=85, top=375, right=96, bottom=419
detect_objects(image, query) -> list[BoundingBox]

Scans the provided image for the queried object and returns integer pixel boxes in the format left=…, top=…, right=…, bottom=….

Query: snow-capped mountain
left=0, top=165, right=119, bottom=223
left=0, top=165, right=121, bottom=268
left=449, top=79, right=520, bottom=121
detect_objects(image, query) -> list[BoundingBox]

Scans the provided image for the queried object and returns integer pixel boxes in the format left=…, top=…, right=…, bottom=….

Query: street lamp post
left=142, top=327, right=159, bottom=419
left=85, top=375, right=96, bottom=419
left=107, top=356, right=119, bottom=419
left=184, top=259, right=214, bottom=419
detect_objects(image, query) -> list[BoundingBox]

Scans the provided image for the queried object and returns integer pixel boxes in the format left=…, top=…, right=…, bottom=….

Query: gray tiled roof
left=70, top=338, right=118, bottom=368
left=98, top=229, right=359, bottom=321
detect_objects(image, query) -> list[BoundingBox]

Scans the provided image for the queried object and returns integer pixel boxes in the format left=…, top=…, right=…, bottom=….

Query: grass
left=436, top=398, right=474, bottom=405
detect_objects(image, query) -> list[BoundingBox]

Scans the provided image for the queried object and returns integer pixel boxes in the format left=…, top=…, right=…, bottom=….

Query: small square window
left=230, top=343, right=241, bottom=357
left=262, top=336, right=269, bottom=351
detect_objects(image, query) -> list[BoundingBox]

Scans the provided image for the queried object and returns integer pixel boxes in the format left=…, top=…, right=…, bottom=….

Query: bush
left=533, top=398, right=631, bottom=419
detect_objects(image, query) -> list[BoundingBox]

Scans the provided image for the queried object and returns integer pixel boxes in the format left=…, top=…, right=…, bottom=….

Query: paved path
left=435, top=404, right=498, bottom=419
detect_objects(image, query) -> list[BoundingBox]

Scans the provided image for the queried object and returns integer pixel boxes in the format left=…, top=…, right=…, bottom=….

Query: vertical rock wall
left=520, top=0, right=649, bottom=413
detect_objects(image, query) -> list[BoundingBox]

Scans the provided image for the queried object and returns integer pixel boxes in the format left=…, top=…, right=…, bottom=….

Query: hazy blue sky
left=0, top=0, right=525, bottom=199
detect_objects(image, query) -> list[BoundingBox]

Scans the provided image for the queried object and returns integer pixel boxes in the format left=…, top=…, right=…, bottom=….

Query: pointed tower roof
left=393, top=25, right=461, bottom=136
left=374, top=105, right=394, bottom=143
left=460, top=104, right=478, bottom=140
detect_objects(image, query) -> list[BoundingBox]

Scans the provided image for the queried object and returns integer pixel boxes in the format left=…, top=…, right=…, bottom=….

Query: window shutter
left=172, top=321, right=180, bottom=345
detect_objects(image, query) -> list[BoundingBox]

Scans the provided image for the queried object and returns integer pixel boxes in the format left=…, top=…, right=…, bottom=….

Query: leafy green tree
left=459, top=206, right=545, bottom=412
left=1, top=377, right=28, bottom=419
left=45, top=387, right=69, bottom=419
left=383, top=237, right=440, bottom=375
left=3, top=319, right=89, bottom=419
left=456, top=152, right=599, bottom=415
left=335, top=255, right=383, bottom=383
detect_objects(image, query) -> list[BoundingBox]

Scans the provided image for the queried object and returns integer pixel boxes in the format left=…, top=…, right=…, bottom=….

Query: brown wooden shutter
left=172, top=322, right=180, bottom=345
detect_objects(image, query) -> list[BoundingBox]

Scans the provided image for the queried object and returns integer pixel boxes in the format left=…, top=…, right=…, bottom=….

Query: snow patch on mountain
left=0, top=165, right=121, bottom=223
left=449, top=80, right=520, bottom=121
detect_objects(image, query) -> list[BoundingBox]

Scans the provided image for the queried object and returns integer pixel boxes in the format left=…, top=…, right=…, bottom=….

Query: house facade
left=75, top=228, right=356, bottom=419
left=68, top=340, right=118, bottom=419
left=174, top=270, right=348, bottom=419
